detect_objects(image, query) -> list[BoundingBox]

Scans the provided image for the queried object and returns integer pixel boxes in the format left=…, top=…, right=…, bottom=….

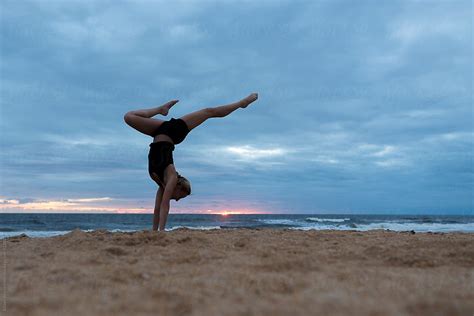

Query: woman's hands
left=152, top=186, right=164, bottom=231
left=158, top=174, right=178, bottom=231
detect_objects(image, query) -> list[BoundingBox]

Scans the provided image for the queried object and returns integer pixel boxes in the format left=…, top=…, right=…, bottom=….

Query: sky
left=0, top=0, right=472, bottom=215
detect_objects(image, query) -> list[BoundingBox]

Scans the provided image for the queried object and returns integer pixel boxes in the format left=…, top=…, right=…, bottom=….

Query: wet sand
left=2, top=228, right=474, bottom=316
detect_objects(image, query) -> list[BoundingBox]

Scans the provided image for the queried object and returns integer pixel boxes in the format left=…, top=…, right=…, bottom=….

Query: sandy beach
left=2, top=228, right=473, bottom=316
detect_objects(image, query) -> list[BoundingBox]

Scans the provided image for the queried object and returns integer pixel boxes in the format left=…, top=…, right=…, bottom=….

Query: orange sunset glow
left=200, top=209, right=264, bottom=215
left=0, top=196, right=268, bottom=214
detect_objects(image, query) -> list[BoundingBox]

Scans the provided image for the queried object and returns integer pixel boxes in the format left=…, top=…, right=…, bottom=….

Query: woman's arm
left=158, top=176, right=178, bottom=231
left=152, top=186, right=164, bottom=231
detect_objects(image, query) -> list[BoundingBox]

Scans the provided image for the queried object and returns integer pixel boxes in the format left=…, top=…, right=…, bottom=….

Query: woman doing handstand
left=124, top=93, right=259, bottom=231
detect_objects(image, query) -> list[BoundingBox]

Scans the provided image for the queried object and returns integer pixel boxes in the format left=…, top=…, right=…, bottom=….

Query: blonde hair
left=176, top=172, right=191, bottom=195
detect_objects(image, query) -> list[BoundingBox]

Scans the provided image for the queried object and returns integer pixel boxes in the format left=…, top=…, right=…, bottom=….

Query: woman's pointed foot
left=161, top=100, right=179, bottom=116
left=240, top=93, right=258, bottom=108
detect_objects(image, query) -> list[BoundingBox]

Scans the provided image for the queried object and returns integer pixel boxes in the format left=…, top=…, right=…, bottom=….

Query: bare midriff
left=153, top=134, right=174, bottom=144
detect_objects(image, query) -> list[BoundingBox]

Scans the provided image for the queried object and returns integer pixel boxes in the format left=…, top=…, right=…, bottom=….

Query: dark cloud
left=1, top=0, right=472, bottom=214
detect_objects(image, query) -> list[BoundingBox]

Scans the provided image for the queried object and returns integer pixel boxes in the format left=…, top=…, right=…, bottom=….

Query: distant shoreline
left=1, top=213, right=473, bottom=238
left=2, top=226, right=474, bottom=239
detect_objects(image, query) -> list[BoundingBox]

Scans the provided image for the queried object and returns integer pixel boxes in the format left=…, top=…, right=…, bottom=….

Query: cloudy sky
left=0, top=0, right=472, bottom=214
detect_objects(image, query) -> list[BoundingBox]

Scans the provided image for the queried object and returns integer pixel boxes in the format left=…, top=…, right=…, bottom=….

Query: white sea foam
left=0, top=230, right=72, bottom=238
left=168, top=225, right=221, bottom=231
left=290, top=222, right=474, bottom=232
left=108, top=229, right=140, bottom=233
left=289, top=224, right=355, bottom=231
left=305, top=217, right=351, bottom=223
left=256, top=219, right=301, bottom=225
left=354, top=222, right=474, bottom=233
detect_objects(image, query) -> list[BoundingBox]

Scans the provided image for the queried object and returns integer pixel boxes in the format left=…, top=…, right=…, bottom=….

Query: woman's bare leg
left=123, top=100, right=179, bottom=136
left=131, top=100, right=179, bottom=118
left=179, top=93, right=258, bottom=131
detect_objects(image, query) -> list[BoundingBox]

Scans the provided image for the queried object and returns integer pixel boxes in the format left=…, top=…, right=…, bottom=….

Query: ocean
left=0, top=213, right=473, bottom=238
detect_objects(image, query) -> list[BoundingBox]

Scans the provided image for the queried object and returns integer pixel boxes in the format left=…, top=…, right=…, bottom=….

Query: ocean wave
left=1, top=220, right=472, bottom=238
left=0, top=230, right=73, bottom=239
left=289, top=222, right=474, bottom=232
left=305, top=217, right=350, bottom=223
left=355, top=222, right=474, bottom=233
left=168, top=225, right=221, bottom=231
left=289, top=224, right=355, bottom=231
left=256, top=219, right=299, bottom=226
left=108, top=229, right=139, bottom=233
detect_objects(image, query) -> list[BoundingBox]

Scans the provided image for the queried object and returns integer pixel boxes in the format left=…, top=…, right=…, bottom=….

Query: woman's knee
left=123, top=112, right=136, bottom=125
left=124, top=112, right=131, bottom=124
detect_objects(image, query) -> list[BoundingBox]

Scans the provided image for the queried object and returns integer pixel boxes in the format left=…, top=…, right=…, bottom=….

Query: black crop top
left=153, top=118, right=190, bottom=145
left=148, top=141, right=175, bottom=186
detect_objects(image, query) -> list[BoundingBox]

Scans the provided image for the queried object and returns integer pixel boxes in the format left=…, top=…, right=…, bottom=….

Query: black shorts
left=153, top=118, right=190, bottom=145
